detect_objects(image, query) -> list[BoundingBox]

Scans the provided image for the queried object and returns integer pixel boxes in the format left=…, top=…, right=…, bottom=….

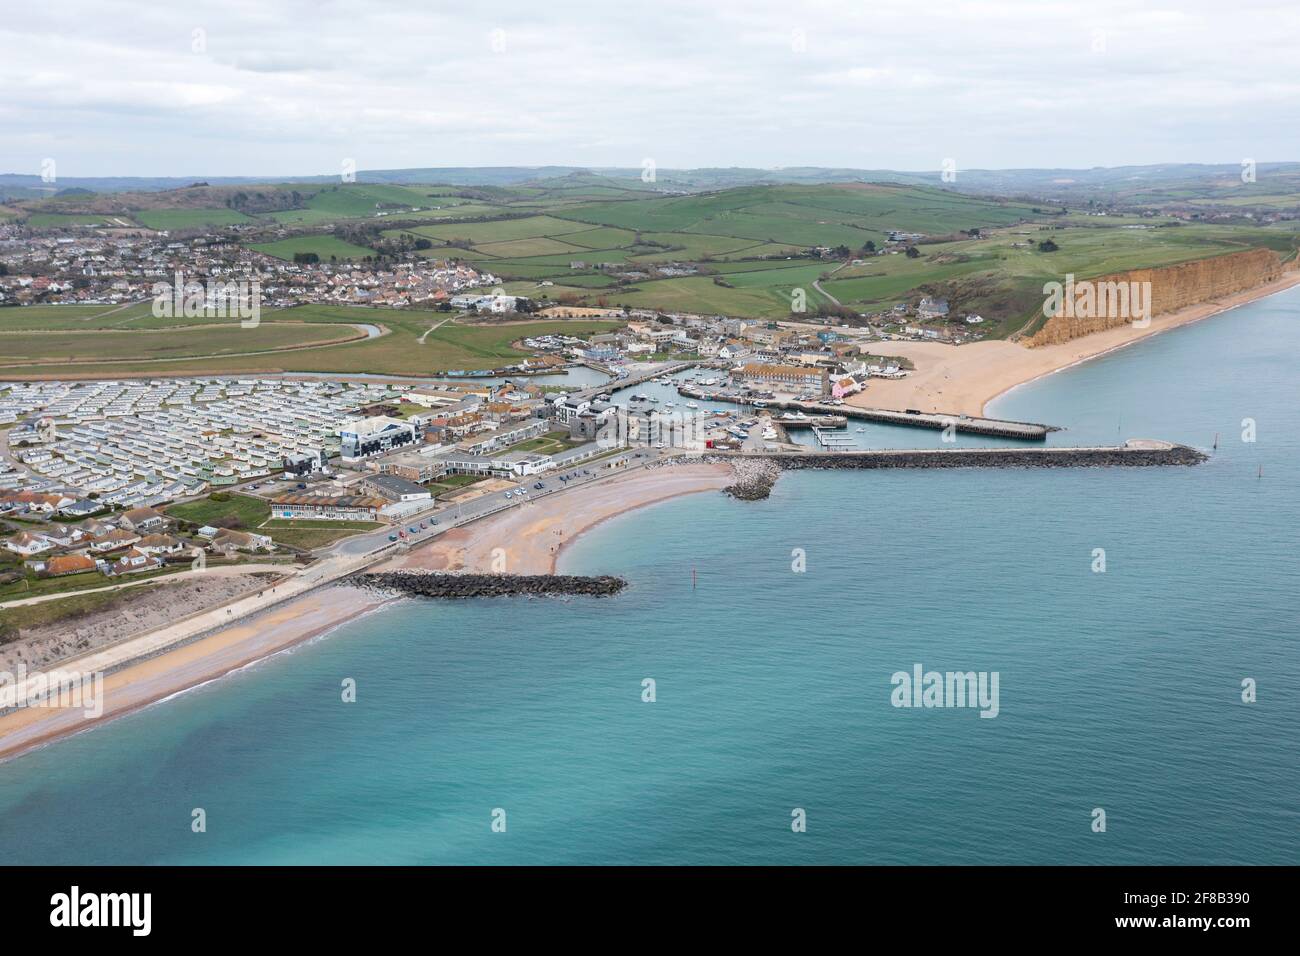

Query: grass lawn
left=166, top=493, right=270, bottom=528
left=259, top=518, right=383, bottom=549
left=505, top=432, right=585, bottom=454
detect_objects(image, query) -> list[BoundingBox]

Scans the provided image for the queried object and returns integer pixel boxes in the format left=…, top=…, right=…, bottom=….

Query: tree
left=293, top=252, right=319, bottom=264
left=905, top=245, right=921, bottom=259
left=1038, top=238, right=1060, bottom=252
left=861, top=241, right=876, bottom=254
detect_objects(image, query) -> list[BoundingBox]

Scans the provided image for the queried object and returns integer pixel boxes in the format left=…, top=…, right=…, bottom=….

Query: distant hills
left=5, top=162, right=1300, bottom=205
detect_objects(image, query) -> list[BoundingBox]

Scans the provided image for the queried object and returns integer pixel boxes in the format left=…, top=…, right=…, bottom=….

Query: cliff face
left=1026, top=248, right=1285, bottom=347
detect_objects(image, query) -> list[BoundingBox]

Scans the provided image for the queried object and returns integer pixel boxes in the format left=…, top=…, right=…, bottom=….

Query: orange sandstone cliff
left=1026, top=248, right=1286, bottom=347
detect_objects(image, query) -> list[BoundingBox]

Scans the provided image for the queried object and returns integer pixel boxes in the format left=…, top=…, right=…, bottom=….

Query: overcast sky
left=3, top=0, right=1298, bottom=178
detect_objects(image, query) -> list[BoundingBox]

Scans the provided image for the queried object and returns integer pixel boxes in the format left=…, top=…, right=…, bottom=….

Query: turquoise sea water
left=1, top=289, right=1297, bottom=865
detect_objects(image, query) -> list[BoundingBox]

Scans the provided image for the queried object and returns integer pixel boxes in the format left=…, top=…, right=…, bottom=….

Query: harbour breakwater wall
left=1026, top=248, right=1285, bottom=347
left=350, top=571, right=627, bottom=599
left=703, top=442, right=1207, bottom=498
left=742, top=442, right=1207, bottom=471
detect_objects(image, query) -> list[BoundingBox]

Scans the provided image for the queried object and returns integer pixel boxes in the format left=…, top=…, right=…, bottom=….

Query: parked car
left=388, top=534, right=398, bottom=542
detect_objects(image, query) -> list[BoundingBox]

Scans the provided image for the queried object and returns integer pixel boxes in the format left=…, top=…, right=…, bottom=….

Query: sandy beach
left=378, top=461, right=733, bottom=574
left=0, top=585, right=387, bottom=762
left=0, top=461, right=731, bottom=762
left=849, top=270, right=1300, bottom=417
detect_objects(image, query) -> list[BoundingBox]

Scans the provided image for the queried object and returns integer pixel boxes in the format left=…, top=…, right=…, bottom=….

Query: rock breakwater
left=350, top=571, right=627, bottom=599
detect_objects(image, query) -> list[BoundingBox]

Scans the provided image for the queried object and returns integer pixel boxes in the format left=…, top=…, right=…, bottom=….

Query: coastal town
left=3, top=0, right=1299, bottom=893
left=0, top=223, right=500, bottom=310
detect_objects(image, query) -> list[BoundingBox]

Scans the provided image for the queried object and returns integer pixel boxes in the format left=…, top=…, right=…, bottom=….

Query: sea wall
left=1026, top=248, right=1284, bottom=347
left=350, top=571, right=627, bottom=598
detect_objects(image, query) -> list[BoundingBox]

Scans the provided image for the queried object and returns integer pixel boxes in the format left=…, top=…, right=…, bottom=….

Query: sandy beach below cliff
left=0, top=461, right=732, bottom=762
left=848, top=270, right=1300, bottom=418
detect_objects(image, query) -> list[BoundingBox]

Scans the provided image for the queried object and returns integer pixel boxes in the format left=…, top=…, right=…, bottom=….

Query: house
left=88, top=528, right=141, bottom=552
left=33, top=554, right=98, bottom=577
left=74, top=518, right=113, bottom=539
left=101, top=548, right=163, bottom=577
left=4, top=531, right=54, bottom=557
left=35, top=525, right=84, bottom=548
left=210, top=528, right=273, bottom=554
left=0, top=491, right=74, bottom=515
left=118, top=506, right=168, bottom=534
left=917, top=297, right=950, bottom=320
left=58, top=498, right=104, bottom=518
left=136, top=533, right=186, bottom=555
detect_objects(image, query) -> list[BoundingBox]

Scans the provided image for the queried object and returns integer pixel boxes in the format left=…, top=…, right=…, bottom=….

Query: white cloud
left=0, top=0, right=1296, bottom=176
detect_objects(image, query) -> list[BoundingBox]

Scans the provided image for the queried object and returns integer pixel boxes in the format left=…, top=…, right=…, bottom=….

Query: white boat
left=752, top=400, right=768, bottom=408
left=686, top=401, right=699, bottom=409
left=856, top=427, right=866, bottom=433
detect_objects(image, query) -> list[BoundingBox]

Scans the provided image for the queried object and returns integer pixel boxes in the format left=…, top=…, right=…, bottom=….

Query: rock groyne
left=350, top=571, right=627, bottom=599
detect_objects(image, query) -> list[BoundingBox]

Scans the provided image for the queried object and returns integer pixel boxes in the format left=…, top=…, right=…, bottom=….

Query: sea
left=1, top=288, right=1296, bottom=865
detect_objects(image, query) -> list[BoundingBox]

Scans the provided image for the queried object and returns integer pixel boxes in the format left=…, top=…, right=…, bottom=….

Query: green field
left=133, top=208, right=255, bottom=230
left=0, top=321, right=360, bottom=367
left=24, top=212, right=128, bottom=228
left=248, top=235, right=378, bottom=261
left=0, top=305, right=624, bottom=377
